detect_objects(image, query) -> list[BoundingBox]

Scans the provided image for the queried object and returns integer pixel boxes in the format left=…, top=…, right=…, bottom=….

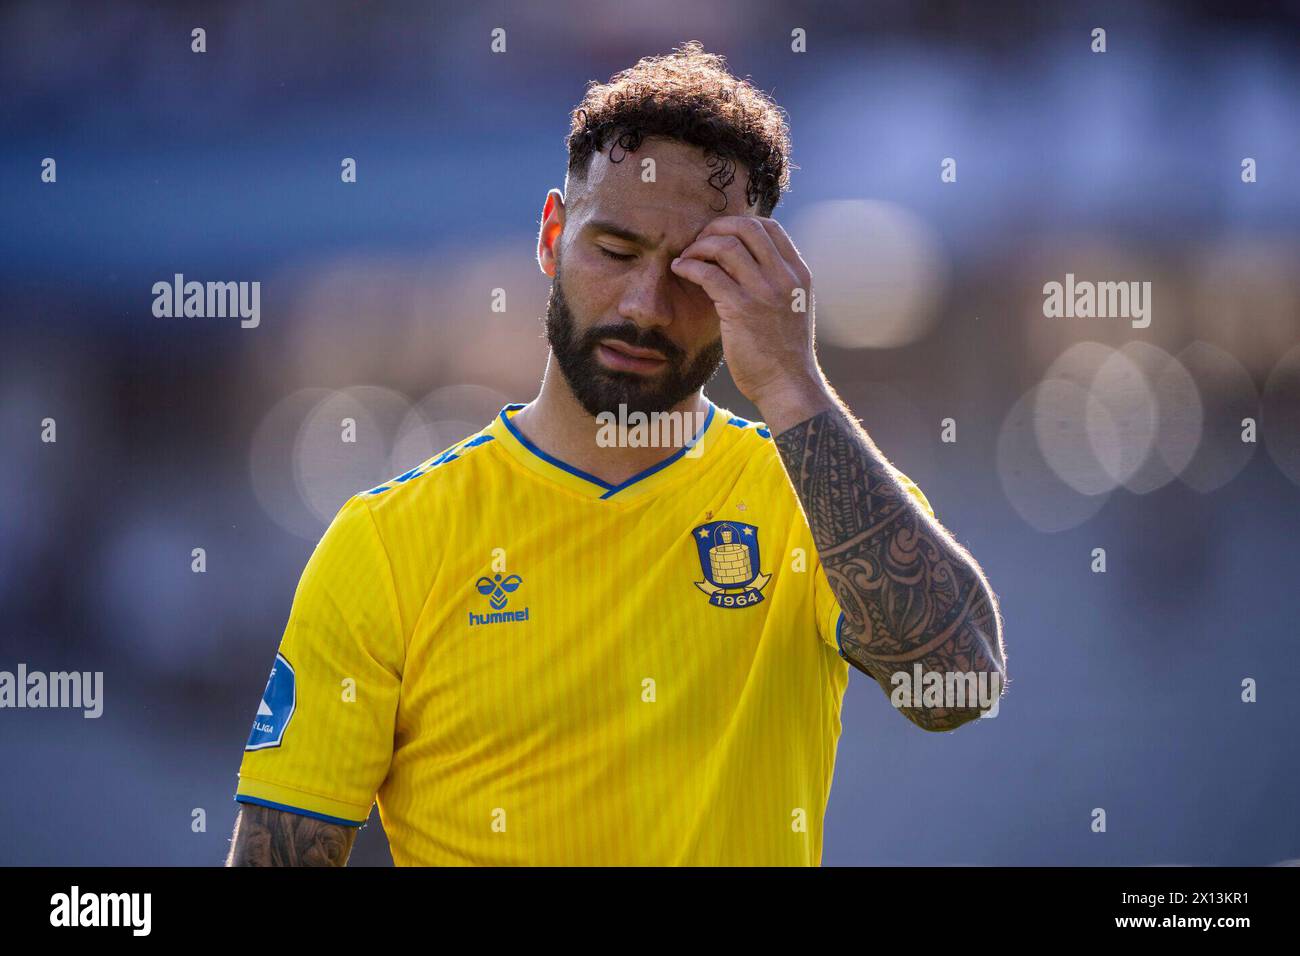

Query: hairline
left=564, top=133, right=773, bottom=217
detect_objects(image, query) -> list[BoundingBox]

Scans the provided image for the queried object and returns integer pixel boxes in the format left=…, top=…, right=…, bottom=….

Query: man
left=227, top=43, right=1005, bottom=867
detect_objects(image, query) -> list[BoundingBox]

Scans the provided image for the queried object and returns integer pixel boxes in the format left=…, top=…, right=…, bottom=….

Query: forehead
left=567, top=137, right=755, bottom=241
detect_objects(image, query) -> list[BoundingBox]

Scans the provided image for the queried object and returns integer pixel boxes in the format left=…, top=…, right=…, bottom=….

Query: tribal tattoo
left=775, top=408, right=1005, bottom=731
left=226, top=803, right=357, bottom=867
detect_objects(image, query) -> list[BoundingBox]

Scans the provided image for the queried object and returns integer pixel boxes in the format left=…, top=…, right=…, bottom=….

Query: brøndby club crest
left=693, top=521, right=771, bottom=608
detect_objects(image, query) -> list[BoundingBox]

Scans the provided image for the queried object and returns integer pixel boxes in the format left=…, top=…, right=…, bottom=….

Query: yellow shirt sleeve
left=235, top=494, right=405, bottom=826
left=815, top=471, right=935, bottom=655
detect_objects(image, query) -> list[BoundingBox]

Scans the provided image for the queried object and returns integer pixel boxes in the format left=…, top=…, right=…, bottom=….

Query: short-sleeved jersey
left=235, top=401, right=933, bottom=865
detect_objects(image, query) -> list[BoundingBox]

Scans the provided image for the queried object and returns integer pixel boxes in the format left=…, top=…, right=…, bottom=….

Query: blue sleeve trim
left=234, top=794, right=367, bottom=828
left=835, top=610, right=846, bottom=659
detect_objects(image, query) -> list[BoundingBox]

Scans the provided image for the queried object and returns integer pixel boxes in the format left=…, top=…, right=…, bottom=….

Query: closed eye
left=598, top=246, right=634, bottom=262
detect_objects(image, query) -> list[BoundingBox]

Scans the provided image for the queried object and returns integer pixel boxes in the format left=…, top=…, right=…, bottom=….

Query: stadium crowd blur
left=2, top=0, right=1298, bottom=864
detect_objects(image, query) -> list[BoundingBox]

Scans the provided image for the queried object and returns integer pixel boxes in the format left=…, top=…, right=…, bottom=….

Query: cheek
left=559, top=264, right=610, bottom=319
left=678, top=312, right=722, bottom=360
left=673, top=280, right=720, bottom=330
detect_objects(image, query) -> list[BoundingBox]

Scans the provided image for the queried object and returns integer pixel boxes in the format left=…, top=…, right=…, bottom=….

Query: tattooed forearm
left=225, top=804, right=357, bottom=866
left=775, top=407, right=1006, bottom=731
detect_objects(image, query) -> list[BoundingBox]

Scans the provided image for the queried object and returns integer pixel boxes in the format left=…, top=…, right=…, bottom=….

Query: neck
left=510, top=355, right=712, bottom=486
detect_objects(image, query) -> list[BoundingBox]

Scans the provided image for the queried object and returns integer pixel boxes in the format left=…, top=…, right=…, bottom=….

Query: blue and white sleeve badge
left=245, top=652, right=296, bottom=750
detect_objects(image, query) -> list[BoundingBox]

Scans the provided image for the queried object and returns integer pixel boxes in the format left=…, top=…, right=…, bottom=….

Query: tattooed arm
left=768, top=390, right=1006, bottom=732
left=226, top=804, right=358, bottom=866
left=670, top=213, right=1003, bottom=730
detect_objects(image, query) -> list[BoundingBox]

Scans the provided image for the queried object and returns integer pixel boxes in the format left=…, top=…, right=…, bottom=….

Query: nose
left=616, top=260, right=675, bottom=332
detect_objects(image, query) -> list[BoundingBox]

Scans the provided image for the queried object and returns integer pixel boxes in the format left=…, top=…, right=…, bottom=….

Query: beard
left=544, top=274, right=725, bottom=419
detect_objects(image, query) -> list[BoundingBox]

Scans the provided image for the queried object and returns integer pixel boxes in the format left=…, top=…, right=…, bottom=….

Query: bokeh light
left=1262, top=343, right=1300, bottom=487
left=294, top=386, right=413, bottom=524
left=794, top=199, right=948, bottom=350
left=999, top=383, right=1111, bottom=532
left=1176, top=342, right=1259, bottom=493
left=390, top=383, right=511, bottom=474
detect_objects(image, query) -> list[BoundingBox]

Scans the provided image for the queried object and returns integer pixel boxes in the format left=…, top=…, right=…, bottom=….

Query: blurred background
left=2, top=0, right=1298, bottom=865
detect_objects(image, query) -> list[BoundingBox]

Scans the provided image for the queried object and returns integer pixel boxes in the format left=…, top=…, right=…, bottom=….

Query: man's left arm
left=770, top=393, right=1005, bottom=730
left=673, top=215, right=1005, bottom=731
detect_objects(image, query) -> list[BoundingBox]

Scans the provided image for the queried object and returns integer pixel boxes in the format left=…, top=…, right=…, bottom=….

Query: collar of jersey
left=487, top=401, right=728, bottom=501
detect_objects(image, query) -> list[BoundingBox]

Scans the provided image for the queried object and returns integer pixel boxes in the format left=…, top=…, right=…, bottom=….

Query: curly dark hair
left=566, top=42, right=792, bottom=216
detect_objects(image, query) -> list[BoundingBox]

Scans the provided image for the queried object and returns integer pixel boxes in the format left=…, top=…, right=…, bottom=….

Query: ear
left=537, top=189, right=565, bottom=278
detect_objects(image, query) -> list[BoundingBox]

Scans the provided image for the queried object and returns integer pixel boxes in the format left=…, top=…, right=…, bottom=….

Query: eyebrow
left=585, top=219, right=657, bottom=247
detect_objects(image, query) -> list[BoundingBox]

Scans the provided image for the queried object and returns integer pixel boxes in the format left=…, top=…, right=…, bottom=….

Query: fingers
left=677, top=233, right=767, bottom=289
left=669, top=255, right=742, bottom=303
left=688, top=216, right=809, bottom=291
left=755, top=218, right=810, bottom=283
left=673, top=215, right=809, bottom=309
left=693, top=215, right=790, bottom=278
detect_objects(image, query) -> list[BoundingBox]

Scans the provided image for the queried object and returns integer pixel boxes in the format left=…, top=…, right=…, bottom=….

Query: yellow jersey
left=235, top=400, right=933, bottom=865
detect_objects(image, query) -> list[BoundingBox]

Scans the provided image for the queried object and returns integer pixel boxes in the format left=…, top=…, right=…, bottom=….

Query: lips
left=596, top=339, right=669, bottom=373
left=600, top=339, right=667, bottom=361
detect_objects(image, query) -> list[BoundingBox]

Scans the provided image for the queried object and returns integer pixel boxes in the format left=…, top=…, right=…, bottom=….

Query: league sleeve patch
left=245, top=653, right=296, bottom=751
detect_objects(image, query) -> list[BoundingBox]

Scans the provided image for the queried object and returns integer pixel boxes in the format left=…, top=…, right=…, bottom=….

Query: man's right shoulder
left=348, top=423, right=502, bottom=529
left=309, top=422, right=504, bottom=591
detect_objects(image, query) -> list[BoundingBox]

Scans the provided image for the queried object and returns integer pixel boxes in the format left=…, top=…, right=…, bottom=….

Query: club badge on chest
left=692, top=521, right=771, bottom=609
